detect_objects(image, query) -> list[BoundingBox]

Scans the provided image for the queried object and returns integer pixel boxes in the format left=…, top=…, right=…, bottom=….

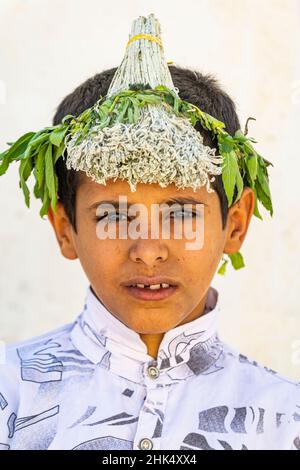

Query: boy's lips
left=121, top=276, right=179, bottom=301
left=121, top=276, right=179, bottom=287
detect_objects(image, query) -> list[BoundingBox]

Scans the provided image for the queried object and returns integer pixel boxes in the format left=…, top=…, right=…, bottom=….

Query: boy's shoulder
left=5, top=321, right=74, bottom=358
left=220, top=340, right=300, bottom=401
left=0, top=322, right=80, bottom=448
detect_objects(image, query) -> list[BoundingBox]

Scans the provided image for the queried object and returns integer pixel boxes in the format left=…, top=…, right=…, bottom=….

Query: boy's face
left=49, top=174, right=254, bottom=334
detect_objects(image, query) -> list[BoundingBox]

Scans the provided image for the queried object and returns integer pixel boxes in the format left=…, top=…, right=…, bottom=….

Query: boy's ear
left=47, top=202, right=78, bottom=260
left=223, top=187, right=255, bottom=254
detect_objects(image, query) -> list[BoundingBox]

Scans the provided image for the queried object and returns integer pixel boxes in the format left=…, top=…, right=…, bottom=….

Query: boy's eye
left=168, top=209, right=197, bottom=219
left=96, top=212, right=129, bottom=222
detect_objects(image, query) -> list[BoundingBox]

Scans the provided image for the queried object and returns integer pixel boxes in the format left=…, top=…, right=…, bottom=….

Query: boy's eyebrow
left=88, top=197, right=207, bottom=211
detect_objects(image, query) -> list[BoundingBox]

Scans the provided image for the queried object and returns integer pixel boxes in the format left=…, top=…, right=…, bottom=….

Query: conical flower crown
left=65, top=14, right=223, bottom=193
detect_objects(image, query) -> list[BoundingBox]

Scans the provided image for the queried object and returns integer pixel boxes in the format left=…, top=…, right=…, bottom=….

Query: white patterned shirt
left=0, top=285, right=299, bottom=450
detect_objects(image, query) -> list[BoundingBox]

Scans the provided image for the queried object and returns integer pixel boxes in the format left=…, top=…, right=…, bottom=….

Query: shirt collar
left=70, top=285, right=223, bottom=384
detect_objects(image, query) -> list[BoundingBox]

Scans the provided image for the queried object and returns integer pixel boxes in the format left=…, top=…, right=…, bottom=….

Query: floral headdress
left=0, top=14, right=273, bottom=274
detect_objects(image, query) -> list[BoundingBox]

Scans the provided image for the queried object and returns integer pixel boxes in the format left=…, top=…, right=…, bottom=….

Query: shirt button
left=139, top=438, right=153, bottom=450
left=147, top=365, right=160, bottom=379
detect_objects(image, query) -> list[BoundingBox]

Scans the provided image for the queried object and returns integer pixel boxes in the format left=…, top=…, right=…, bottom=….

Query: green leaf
left=61, top=114, right=75, bottom=124
left=155, top=85, right=169, bottom=93
left=4, top=132, right=35, bottom=161
left=35, top=144, right=47, bottom=188
left=33, top=179, right=41, bottom=198
left=208, top=112, right=225, bottom=127
left=49, top=126, right=68, bottom=147
left=256, top=178, right=273, bottom=216
left=228, top=251, right=245, bottom=270
left=127, top=106, right=134, bottom=124
left=233, top=167, right=244, bottom=204
left=244, top=141, right=256, bottom=156
left=77, top=107, right=92, bottom=123
left=217, top=258, right=228, bottom=275
left=45, top=143, right=57, bottom=212
left=0, top=152, right=10, bottom=176
left=135, top=94, right=161, bottom=105
left=218, top=136, right=234, bottom=154
left=234, top=129, right=248, bottom=143
left=52, top=172, right=58, bottom=214
left=252, top=185, right=263, bottom=220
left=245, top=154, right=258, bottom=182
left=54, top=141, right=65, bottom=164
left=221, top=151, right=239, bottom=207
left=173, top=97, right=182, bottom=114
left=108, top=95, right=120, bottom=113
left=257, top=166, right=271, bottom=198
left=19, top=156, right=32, bottom=181
left=260, top=155, right=274, bottom=168
left=20, top=179, right=30, bottom=208
left=19, top=158, right=33, bottom=208
left=255, top=159, right=273, bottom=216
left=116, top=99, right=130, bottom=123
left=39, top=185, right=51, bottom=218
left=129, top=97, right=140, bottom=123
left=23, top=132, right=50, bottom=160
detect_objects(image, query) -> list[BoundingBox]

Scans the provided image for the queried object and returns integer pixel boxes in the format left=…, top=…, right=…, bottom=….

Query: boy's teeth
left=149, top=284, right=161, bottom=290
left=133, top=283, right=170, bottom=289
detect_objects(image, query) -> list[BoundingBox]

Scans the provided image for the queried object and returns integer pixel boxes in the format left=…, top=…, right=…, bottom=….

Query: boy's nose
left=128, top=239, right=169, bottom=265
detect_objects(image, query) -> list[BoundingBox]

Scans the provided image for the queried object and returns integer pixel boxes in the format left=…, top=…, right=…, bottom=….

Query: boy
left=0, top=14, right=299, bottom=451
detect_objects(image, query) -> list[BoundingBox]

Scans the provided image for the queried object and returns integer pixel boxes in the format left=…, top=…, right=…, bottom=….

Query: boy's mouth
left=121, top=276, right=179, bottom=301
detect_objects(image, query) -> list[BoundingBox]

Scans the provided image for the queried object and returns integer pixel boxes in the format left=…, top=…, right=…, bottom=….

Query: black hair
left=53, top=65, right=241, bottom=231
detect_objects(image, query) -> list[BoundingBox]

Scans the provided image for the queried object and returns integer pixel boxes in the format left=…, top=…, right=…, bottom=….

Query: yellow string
left=126, top=34, right=173, bottom=64
left=126, top=33, right=163, bottom=50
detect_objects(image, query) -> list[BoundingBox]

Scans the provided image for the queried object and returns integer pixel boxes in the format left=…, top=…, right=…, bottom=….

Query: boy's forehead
left=78, top=173, right=212, bottom=205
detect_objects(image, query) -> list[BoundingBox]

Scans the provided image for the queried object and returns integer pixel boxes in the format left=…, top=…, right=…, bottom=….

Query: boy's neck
left=139, top=291, right=210, bottom=360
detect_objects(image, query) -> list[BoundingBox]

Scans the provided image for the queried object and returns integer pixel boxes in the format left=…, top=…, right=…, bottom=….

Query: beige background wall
left=0, top=0, right=299, bottom=379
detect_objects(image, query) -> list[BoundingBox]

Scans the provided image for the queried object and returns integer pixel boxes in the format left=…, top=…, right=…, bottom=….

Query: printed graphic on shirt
left=186, top=336, right=223, bottom=375
left=78, top=316, right=112, bottom=370
left=0, top=443, right=10, bottom=450
left=0, top=392, right=8, bottom=410
left=145, top=408, right=164, bottom=439
left=196, top=405, right=267, bottom=434
left=294, top=436, right=300, bottom=449
left=180, top=403, right=300, bottom=450
left=17, top=338, right=94, bottom=383
left=180, top=432, right=248, bottom=450
left=69, top=406, right=97, bottom=428
left=86, top=412, right=139, bottom=427
left=162, top=335, right=224, bottom=381
left=7, top=405, right=60, bottom=439
left=72, top=436, right=133, bottom=450
left=122, top=388, right=134, bottom=397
